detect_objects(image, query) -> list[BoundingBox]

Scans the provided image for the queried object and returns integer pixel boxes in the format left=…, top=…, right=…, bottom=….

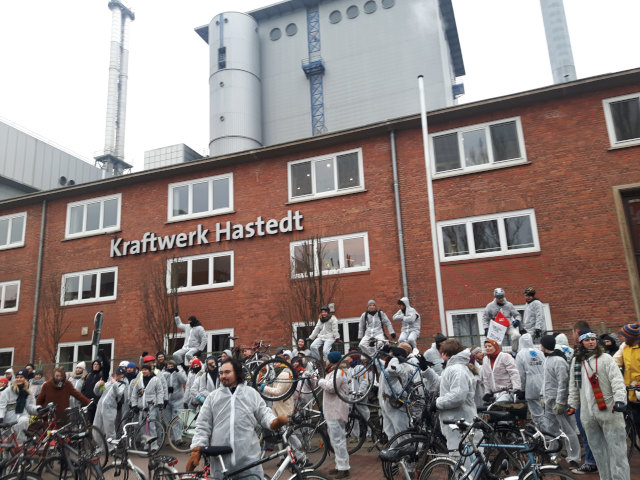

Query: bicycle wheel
left=102, top=462, right=146, bottom=480
left=167, top=409, right=198, bottom=453
left=252, top=358, right=298, bottom=402
left=334, top=352, right=375, bottom=404
left=345, top=412, right=366, bottom=454
left=522, top=468, right=578, bottom=480
left=290, top=422, right=329, bottom=470
left=418, top=456, right=464, bottom=480
left=381, top=435, right=436, bottom=480
left=625, top=412, right=636, bottom=459
left=298, top=355, right=325, bottom=394
left=75, top=461, right=103, bottom=480
left=284, top=472, right=333, bottom=480
left=151, top=465, right=177, bottom=480
left=133, top=419, right=166, bottom=454
left=85, top=426, right=109, bottom=468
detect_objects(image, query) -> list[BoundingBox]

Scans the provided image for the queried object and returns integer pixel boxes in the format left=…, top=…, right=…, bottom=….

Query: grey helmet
left=493, top=288, right=505, bottom=298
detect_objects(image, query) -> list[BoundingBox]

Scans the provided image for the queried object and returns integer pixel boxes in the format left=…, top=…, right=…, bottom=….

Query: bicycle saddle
left=378, top=445, right=417, bottom=462
left=0, top=420, right=18, bottom=429
left=201, top=445, right=233, bottom=456
left=141, top=435, right=158, bottom=447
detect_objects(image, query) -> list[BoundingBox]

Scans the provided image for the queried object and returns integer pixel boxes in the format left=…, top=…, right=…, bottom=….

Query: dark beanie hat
left=434, top=333, right=447, bottom=346
left=619, top=323, right=640, bottom=340
left=540, top=335, right=556, bottom=351
left=327, top=351, right=342, bottom=364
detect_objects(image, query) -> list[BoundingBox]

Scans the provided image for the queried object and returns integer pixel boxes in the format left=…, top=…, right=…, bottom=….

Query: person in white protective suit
left=378, top=344, right=413, bottom=439
left=138, top=354, right=169, bottom=408
left=480, top=339, right=521, bottom=403
left=392, top=297, right=421, bottom=349
left=0, top=369, right=38, bottom=442
left=186, top=358, right=289, bottom=478
left=129, top=363, right=164, bottom=448
left=191, top=356, right=218, bottom=407
left=522, top=287, right=546, bottom=342
left=515, top=333, right=545, bottom=428
left=308, top=306, right=340, bottom=361
left=318, top=351, right=351, bottom=478
left=184, top=358, right=202, bottom=411
left=539, top=335, right=581, bottom=469
left=347, top=351, right=373, bottom=440
left=429, top=340, right=477, bottom=456
left=162, top=357, right=187, bottom=444
left=554, top=333, right=574, bottom=362
left=568, top=329, right=630, bottom=480
left=482, top=288, right=521, bottom=351
left=423, top=333, right=447, bottom=375
left=93, top=367, right=129, bottom=443
left=173, top=314, right=207, bottom=367
left=357, top=299, right=395, bottom=356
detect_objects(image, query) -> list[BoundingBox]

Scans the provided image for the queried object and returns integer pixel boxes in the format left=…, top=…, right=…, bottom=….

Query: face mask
left=167, top=366, right=176, bottom=373
left=191, top=366, right=201, bottom=374
left=56, top=380, right=64, bottom=387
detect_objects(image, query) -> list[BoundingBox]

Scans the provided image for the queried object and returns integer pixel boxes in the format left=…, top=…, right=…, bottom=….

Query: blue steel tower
left=301, top=6, right=326, bottom=136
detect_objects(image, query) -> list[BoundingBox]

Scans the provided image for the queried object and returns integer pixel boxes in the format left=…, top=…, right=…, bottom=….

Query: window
left=61, top=267, right=117, bottom=305
left=290, top=233, right=369, bottom=277
left=446, top=304, right=553, bottom=352
left=166, top=328, right=234, bottom=356
left=168, top=174, right=233, bottom=222
left=0, top=212, right=26, bottom=250
left=167, top=251, right=233, bottom=293
left=288, top=149, right=364, bottom=201
left=0, top=281, right=20, bottom=312
left=65, top=194, right=121, bottom=239
left=438, top=209, right=539, bottom=261
left=57, top=340, right=113, bottom=374
left=0, top=348, right=14, bottom=371
left=430, top=117, right=526, bottom=175
left=603, top=93, right=640, bottom=148
left=293, top=318, right=358, bottom=354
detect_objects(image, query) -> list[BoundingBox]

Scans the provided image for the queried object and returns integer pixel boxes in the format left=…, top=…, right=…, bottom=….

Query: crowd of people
left=0, top=296, right=638, bottom=480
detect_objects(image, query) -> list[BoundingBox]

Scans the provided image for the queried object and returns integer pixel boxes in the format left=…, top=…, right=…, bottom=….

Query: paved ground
left=122, top=439, right=640, bottom=479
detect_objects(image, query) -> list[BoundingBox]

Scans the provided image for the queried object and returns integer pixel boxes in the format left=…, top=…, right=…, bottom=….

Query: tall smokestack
left=539, top=0, right=577, bottom=84
left=96, top=1, right=134, bottom=176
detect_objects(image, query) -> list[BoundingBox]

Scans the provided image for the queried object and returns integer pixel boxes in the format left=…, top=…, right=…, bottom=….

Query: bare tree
left=279, top=236, right=343, bottom=342
left=39, top=277, right=72, bottom=367
left=142, top=257, right=180, bottom=353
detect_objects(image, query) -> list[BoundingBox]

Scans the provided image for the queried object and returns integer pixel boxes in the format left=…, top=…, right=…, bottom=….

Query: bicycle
left=624, top=385, right=640, bottom=458
left=161, top=426, right=331, bottom=480
left=130, top=406, right=166, bottom=454
left=166, top=407, right=199, bottom=454
left=417, top=417, right=576, bottom=480
left=101, top=421, right=178, bottom=480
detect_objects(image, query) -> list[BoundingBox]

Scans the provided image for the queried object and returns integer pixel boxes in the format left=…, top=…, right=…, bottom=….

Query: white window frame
left=437, top=209, right=540, bottom=262
left=292, top=318, right=359, bottom=354
left=0, top=280, right=20, bottom=313
left=289, top=232, right=370, bottom=278
left=287, top=148, right=365, bottom=202
left=164, top=328, right=235, bottom=355
left=446, top=304, right=553, bottom=352
left=167, top=173, right=234, bottom=222
left=0, top=347, right=14, bottom=369
left=65, top=193, right=122, bottom=239
left=0, top=212, right=26, bottom=250
left=56, top=339, right=114, bottom=368
left=603, top=92, right=640, bottom=148
left=61, top=267, right=118, bottom=306
left=430, top=116, right=527, bottom=178
left=166, top=251, right=234, bottom=293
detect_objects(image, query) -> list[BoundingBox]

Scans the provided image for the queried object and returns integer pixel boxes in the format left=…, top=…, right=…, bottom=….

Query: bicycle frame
left=372, top=353, right=427, bottom=408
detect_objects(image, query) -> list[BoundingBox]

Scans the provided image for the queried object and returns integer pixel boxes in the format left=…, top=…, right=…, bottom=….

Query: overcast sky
left=0, top=0, right=637, bottom=172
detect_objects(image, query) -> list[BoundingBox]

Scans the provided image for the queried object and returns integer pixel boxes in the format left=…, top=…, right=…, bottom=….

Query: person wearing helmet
left=308, top=306, right=340, bottom=362
left=522, top=287, right=545, bottom=341
left=482, top=288, right=521, bottom=351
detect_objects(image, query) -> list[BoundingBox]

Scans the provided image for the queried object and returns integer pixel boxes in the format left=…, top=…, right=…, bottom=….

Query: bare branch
left=39, top=277, right=71, bottom=367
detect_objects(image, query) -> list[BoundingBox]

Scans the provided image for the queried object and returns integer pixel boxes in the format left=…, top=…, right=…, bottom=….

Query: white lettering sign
left=110, top=210, right=304, bottom=257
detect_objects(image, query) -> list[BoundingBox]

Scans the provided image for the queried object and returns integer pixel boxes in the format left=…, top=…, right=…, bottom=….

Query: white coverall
left=423, top=343, right=444, bottom=375
left=568, top=352, right=630, bottom=480
left=378, top=357, right=412, bottom=439
left=482, top=298, right=521, bottom=351
left=358, top=309, right=394, bottom=356
left=392, top=297, right=421, bottom=349
left=173, top=316, right=207, bottom=366
left=163, top=368, right=187, bottom=441
left=0, top=383, right=37, bottom=442
left=190, top=384, right=276, bottom=479
left=308, top=315, right=339, bottom=361
left=515, top=334, right=545, bottom=427
left=93, top=377, right=129, bottom=442
left=129, top=374, right=164, bottom=448
left=318, top=367, right=351, bottom=472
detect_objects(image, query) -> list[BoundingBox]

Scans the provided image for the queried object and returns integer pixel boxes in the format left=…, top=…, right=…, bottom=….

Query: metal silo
left=209, top=12, right=262, bottom=157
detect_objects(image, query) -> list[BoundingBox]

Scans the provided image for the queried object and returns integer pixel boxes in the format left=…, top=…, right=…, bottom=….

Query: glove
left=142, top=351, right=148, bottom=357
left=382, top=344, right=392, bottom=354
left=168, top=387, right=174, bottom=394
left=567, top=407, right=575, bottom=416
left=613, top=401, right=627, bottom=413
left=0, top=418, right=4, bottom=424
left=390, top=333, right=396, bottom=340
left=553, top=403, right=567, bottom=415
left=270, top=415, right=289, bottom=430
left=534, top=329, right=541, bottom=339
left=174, top=311, right=179, bottom=317
left=306, top=338, right=312, bottom=345
left=482, top=393, right=493, bottom=403
left=259, top=384, right=266, bottom=392
left=132, top=406, right=140, bottom=414
left=197, top=395, right=206, bottom=404
left=186, top=447, right=201, bottom=471
left=428, top=397, right=438, bottom=414
left=512, top=320, right=520, bottom=328
left=484, top=328, right=489, bottom=337
left=183, top=402, right=188, bottom=409
left=516, top=390, right=525, bottom=401
left=369, top=339, right=376, bottom=347
left=335, top=338, right=341, bottom=343
left=416, top=354, right=430, bottom=371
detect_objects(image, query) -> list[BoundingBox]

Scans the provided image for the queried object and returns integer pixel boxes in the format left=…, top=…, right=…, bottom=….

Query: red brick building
left=1, top=68, right=639, bottom=370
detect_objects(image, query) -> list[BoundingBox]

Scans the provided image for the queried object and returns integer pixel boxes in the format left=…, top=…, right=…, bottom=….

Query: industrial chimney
left=539, top=0, right=577, bottom=84
left=95, top=0, right=134, bottom=176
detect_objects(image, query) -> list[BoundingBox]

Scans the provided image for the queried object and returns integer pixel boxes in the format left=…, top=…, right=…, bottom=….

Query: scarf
left=15, top=384, right=29, bottom=414
left=581, top=351, right=607, bottom=410
left=573, top=347, right=599, bottom=391
left=142, top=373, right=154, bottom=387
left=487, top=350, right=501, bottom=368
